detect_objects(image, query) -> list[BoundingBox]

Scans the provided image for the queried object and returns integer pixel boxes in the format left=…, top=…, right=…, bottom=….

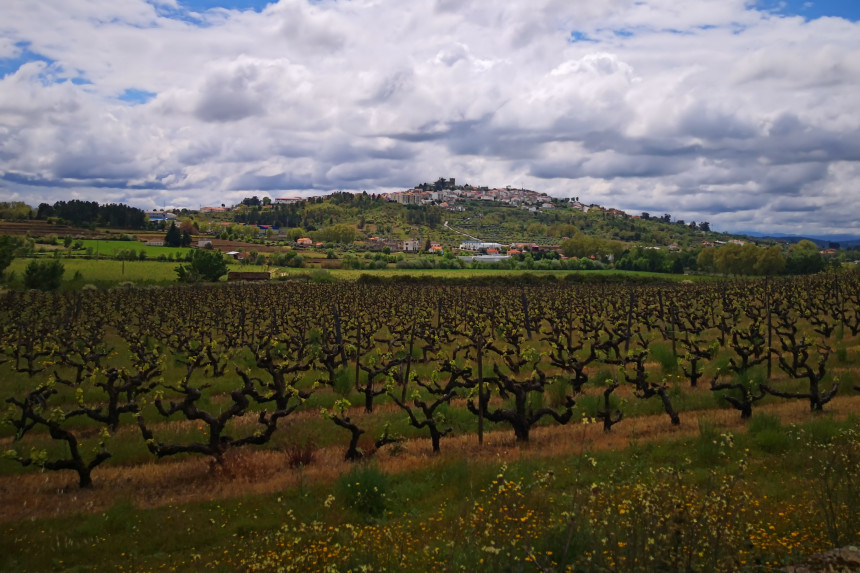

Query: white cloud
left=0, top=0, right=858, bottom=234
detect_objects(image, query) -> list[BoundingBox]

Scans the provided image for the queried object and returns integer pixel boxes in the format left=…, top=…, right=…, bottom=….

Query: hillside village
left=379, top=178, right=626, bottom=219
left=382, top=178, right=554, bottom=210
left=225, top=177, right=608, bottom=216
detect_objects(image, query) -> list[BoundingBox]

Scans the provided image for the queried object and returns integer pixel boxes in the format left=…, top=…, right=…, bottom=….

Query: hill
left=3, top=189, right=856, bottom=280
left=218, top=188, right=734, bottom=250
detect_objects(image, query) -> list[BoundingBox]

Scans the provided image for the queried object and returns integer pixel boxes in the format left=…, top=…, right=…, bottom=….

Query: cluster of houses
left=145, top=211, right=178, bottom=223
left=384, top=185, right=556, bottom=211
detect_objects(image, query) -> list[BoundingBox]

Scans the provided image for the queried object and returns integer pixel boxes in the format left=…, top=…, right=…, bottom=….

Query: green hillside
left=1, top=189, right=852, bottom=280
left=222, top=191, right=719, bottom=249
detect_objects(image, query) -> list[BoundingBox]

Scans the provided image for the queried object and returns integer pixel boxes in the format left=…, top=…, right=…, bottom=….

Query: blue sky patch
left=569, top=31, right=596, bottom=43
left=757, top=0, right=860, bottom=21
left=178, top=0, right=273, bottom=13
left=119, top=88, right=157, bottom=105
left=147, top=0, right=274, bottom=26
left=0, top=42, right=54, bottom=78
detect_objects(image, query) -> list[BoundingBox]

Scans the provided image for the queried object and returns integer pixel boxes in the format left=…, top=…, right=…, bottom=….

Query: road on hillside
left=444, top=220, right=481, bottom=242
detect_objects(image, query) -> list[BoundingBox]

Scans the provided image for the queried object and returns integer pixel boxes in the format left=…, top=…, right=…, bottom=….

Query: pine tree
left=164, top=222, right=181, bottom=247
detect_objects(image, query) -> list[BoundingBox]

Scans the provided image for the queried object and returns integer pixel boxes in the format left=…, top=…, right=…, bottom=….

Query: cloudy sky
left=1, top=0, right=859, bottom=234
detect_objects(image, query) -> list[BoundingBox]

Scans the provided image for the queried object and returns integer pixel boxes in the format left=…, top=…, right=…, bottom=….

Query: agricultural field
left=2, top=254, right=716, bottom=290
left=0, top=274, right=858, bottom=571
left=2, top=258, right=271, bottom=289
left=75, top=239, right=194, bottom=259
left=272, top=267, right=719, bottom=283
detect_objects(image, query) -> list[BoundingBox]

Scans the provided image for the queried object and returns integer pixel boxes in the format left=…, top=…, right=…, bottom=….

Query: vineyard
left=1, top=273, right=859, bottom=571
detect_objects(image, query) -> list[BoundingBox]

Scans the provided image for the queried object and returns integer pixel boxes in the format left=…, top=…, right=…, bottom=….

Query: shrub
left=176, top=249, right=228, bottom=282
left=23, top=259, right=64, bottom=290
left=0, top=235, right=19, bottom=276
left=309, top=269, right=335, bottom=283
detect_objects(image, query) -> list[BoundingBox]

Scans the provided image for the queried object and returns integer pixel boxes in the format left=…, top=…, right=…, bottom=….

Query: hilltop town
left=201, top=176, right=626, bottom=220
left=381, top=177, right=555, bottom=210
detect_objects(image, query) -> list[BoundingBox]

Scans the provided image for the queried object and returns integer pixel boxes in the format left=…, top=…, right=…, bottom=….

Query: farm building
left=458, top=241, right=503, bottom=251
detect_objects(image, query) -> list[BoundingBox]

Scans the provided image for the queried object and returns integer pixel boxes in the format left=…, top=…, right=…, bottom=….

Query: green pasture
left=2, top=258, right=273, bottom=288
left=275, top=267, right=711, bottom=283
left=1, top=256, right=717, bottom=290
left=76, top=239, right=195, bottom=258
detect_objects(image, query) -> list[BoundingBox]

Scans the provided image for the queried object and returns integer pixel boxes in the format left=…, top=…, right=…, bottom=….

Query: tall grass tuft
left=694, top=419, right=721, bottom=465
left=333, top=367, right=353, bottom=397
left=287, top=440, right=317, bottom=469
left=748, top=412, right=790, bottom=453
left=650, top=342, right=678, bottom=374
left=336, top=463, right=389, bottom=518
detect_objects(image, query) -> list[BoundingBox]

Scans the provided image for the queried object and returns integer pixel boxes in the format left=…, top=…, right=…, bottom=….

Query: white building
left=458, top=241, right=503, bottom=251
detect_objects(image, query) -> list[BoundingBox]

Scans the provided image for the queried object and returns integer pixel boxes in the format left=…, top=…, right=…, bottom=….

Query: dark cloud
left=530, top=153, right=689, bottom=180
left=193, top=68, right=266, bottom=122
left=228, top=171, right=317, bottom=191
left=1, top=170, right=164, bottom=190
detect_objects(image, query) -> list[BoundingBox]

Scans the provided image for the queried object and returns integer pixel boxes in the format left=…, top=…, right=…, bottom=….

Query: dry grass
left=1, top=394, right=857, bottom=525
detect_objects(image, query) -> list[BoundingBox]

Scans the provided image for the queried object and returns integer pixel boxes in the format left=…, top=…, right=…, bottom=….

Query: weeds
left=800, top=426, right=860, bottom=547
left=286, top=441, right=317, bottom=469
left=651, top=342, right=679, bottom=374
left=336, top=463, right=389, bottom=518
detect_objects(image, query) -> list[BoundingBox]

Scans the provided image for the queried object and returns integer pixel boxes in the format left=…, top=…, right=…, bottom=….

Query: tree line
left=36, top=200, right=148, bottom=229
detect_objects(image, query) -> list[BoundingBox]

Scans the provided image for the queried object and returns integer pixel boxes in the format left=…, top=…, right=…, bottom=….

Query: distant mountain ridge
left=738, top=231, right=860, bottom=248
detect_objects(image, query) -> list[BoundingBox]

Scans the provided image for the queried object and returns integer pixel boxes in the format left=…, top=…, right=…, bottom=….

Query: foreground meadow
left=1, top=403, right=857, bottom=572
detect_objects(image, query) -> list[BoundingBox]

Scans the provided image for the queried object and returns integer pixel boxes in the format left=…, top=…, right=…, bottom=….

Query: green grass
left=2, top=416, right=856, bottom=572
left=3, top=252, right=725, bottom=290
left=3, top=259, right=273, bottom=288
left=77, top=239, right=195, bottom=259
left=276, top=267, right=712, bottom=283
left=5, top=258, right=178, bottom=286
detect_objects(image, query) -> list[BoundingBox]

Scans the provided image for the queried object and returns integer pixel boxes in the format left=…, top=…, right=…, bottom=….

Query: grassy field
left=272, top=267, right=714, bottom=283
left=76, top=239, right=195, bottom=259
left=0, top=401, right=857, bottom=572
left=2, top=259, right=272, bottom=288
left=2, top=257, right=713, bottom=290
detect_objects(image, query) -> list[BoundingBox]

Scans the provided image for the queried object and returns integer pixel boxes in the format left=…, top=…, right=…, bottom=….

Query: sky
left=1, top=0, right=859, bottom=234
